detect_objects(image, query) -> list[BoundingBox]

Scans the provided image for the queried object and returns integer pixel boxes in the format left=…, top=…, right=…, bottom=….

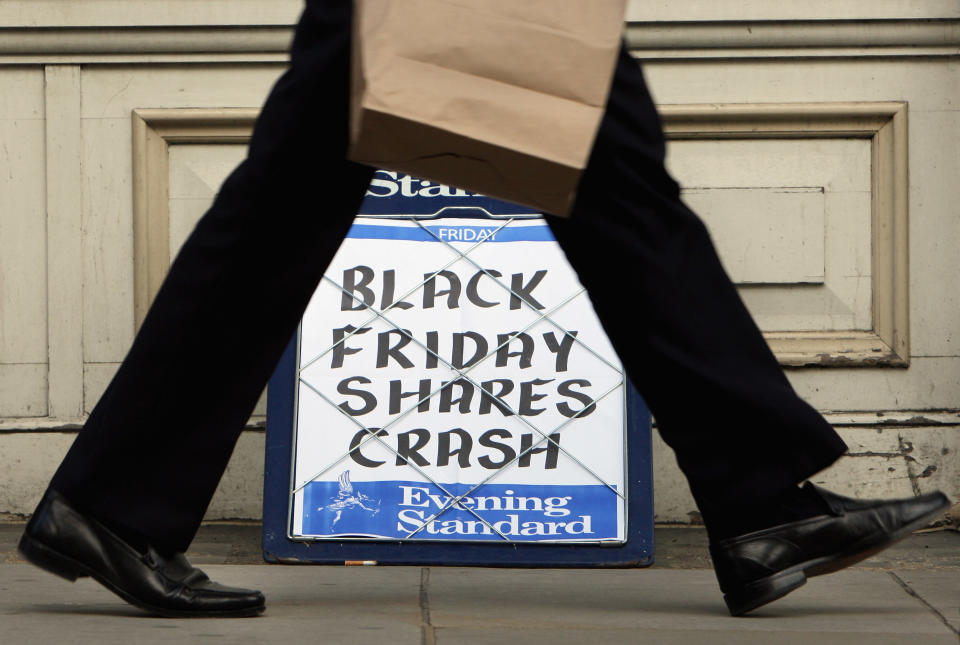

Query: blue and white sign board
left=264, top=172, right=653, bottom=566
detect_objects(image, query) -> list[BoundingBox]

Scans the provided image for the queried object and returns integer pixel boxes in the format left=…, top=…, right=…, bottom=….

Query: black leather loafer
left=18, top=489, right=265, bottom=617
left=710, top=483, right=951, bottom=617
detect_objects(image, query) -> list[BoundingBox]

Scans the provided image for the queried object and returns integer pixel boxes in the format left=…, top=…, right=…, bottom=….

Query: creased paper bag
left=349, top=0, right=626, bottom=216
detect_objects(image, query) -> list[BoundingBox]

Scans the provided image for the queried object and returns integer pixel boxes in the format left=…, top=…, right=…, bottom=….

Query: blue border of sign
left=263, top=194, right=653, bottom=566
left=263, top=336, right=654, bottom=567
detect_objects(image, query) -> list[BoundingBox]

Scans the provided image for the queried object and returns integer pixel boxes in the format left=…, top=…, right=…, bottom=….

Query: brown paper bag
left=348, top=0, right=626, bottom=216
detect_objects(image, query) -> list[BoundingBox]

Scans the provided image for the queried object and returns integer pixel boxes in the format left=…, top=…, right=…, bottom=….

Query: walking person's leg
left=546, top=48, right=950, bottom=615
left=20, top=0, right=370, bottom=617
left=550, top=47, right=846, bottom=537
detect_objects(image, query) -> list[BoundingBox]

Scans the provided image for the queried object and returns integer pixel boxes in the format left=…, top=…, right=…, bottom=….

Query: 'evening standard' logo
left=358, top=170, right=540, bottom=217
left=302, top=481, right=618, bottom=541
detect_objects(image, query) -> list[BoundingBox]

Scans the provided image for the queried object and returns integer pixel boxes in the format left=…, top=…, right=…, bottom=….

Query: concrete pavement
left=0, top=527, right=957, bottom=644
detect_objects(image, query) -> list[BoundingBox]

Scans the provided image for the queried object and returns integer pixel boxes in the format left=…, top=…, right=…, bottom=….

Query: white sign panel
left=291, top=214, right=626, bottom=543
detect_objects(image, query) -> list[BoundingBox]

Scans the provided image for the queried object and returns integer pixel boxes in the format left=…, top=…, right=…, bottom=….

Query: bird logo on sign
left=320, top=470, right=381, bottom=528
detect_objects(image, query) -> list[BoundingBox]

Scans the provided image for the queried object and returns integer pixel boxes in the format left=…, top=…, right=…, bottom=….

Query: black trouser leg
left=546, top=49, right=847, bottom=523
left=50, top=0, right=371, bottom=553
left=53, top=15, right=845, bottom=551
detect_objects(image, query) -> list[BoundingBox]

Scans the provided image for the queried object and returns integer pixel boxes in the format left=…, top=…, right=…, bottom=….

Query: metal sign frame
left=265, top=340, right=653, bottom=566
left=263, top=205, right=653, bottom=567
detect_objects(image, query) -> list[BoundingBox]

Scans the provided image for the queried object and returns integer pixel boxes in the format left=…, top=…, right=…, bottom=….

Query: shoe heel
left=724, top=569, right=807, bottom=617
left=18, top=534, right=87, bottom=582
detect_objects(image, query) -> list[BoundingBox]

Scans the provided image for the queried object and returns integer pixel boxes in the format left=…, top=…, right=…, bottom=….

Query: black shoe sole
left=723, top=496, right=952, bottom=617
left=18, top=534, right=265, bottom=618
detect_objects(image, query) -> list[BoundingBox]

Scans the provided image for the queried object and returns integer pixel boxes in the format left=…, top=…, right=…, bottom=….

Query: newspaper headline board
left=263, top=172, right=653, bottom=566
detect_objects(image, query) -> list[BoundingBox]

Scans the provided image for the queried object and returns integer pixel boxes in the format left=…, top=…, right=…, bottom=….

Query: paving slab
left=892, top=570, right=960, bottom=636
left=432, top=626, right=959, bottom=645
left=425, top=568, right=957, bottom=639
left=2, top=546, right=958, bottom=644
left=0, top=564, right=423, bottom=645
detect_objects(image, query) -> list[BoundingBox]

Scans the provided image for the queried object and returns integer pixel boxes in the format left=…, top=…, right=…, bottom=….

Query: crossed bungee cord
left=292, top=214, right=627, bottom=542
